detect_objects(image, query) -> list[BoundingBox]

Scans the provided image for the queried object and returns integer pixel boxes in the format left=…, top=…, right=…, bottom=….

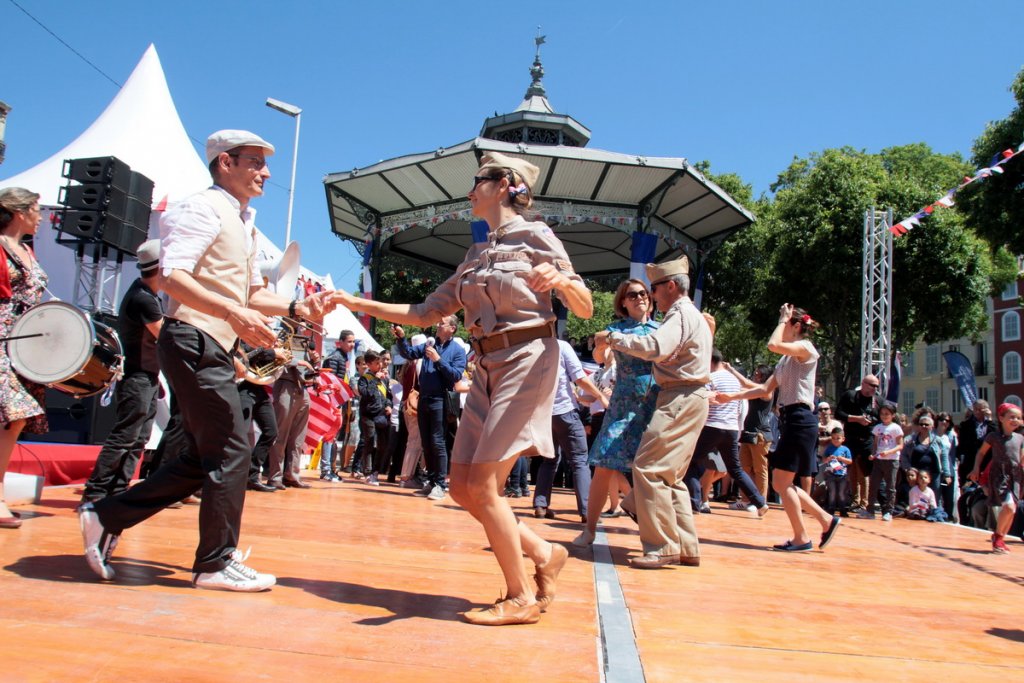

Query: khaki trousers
left=739, top=436, right=771, bottom=500
left=628, top=385, right=708, bottom=558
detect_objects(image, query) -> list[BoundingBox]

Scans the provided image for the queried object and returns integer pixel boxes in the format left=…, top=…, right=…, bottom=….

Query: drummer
left=81, top=239, right=164, bottom=503
left=0, top=187, right=49, bottom=530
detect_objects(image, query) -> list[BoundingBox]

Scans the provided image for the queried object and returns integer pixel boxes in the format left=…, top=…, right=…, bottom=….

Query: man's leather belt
left=470, top=322, right=555, bottom=357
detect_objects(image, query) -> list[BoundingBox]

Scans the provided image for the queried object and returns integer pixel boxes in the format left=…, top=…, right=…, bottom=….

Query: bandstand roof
left=323, top=137, right=754, bottom=276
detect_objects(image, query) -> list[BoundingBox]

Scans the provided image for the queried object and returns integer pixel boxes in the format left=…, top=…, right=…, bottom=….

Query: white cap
left=136, top=239, right=160, bottom=272
left=205, top=129, right=275, bottom=163
left=817, top=401, right=831, bottom=410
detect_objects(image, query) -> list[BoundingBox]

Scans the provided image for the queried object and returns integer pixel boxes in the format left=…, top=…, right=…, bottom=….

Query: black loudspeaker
left=20, top=388, right=117, bottom=446
left=63, top=156, right=132, bottom=190
left=58, top=157, right=153, bottom=255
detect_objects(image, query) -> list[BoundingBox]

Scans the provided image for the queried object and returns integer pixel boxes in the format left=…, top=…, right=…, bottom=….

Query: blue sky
left=2, top=0, right=1022, bottom=291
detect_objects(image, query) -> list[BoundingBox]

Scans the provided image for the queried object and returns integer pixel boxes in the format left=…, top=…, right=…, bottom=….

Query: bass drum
left=7, top=301, right=123, bottom=398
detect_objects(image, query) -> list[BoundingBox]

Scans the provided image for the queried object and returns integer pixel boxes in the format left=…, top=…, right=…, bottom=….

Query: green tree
left=957, top=67, right=1024, bottom=253
left=566, top=287, right=615, bottom=342
left=708, top=146, right=1004, bottom=397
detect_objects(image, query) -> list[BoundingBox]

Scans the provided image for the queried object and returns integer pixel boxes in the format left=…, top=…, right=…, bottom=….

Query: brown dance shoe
left=535, top=543, right=569, bottom=611
left=462, top=597, right=541, bottom=626
left=678, top=555, right=701, bottom=567
left=628, top=553, right=681, bottom=569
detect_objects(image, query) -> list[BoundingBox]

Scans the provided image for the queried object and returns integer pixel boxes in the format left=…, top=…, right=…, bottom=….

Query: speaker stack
left=57, top=156, right=154, bottom=255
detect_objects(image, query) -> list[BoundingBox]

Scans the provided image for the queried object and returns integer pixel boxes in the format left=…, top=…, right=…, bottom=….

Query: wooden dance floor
left=1, top=480, right=1021, bottom=682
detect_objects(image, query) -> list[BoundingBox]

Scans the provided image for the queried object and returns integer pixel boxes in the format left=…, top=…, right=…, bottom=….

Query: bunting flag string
left=890, top=141, right=1024, bottom=237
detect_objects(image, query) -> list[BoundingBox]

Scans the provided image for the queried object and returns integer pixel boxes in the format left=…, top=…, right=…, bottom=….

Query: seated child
left=906, top=469, right=937, bottom=519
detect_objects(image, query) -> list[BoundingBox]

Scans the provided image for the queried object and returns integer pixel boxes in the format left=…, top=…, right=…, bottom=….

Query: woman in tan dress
left=335, top=152, right=593, bottom=625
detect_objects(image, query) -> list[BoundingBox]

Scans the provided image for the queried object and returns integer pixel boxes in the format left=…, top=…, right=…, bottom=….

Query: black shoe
left=283, top=479, right=312, bottom=489
left=247, top=481, right=277, bottom=493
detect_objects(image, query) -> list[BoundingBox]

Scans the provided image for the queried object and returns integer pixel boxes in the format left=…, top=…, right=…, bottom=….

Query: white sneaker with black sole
left=193, top=548, right=276, bottom=592
left=79, top=502, right=119, bottom=580
left=426, top=484, right=446, bottom=501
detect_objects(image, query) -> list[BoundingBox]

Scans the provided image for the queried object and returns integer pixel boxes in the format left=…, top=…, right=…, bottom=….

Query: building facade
left=899, top=273, right=1024, bottom=417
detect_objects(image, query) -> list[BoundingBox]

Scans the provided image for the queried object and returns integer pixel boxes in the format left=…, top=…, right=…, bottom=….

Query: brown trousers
left=739, top=435, right=771, bottom=500
left=626, top=385, right=708, bottom=559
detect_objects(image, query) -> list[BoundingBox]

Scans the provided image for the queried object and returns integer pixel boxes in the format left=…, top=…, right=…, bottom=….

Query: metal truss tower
left=70, top=243, right=125, bottom=315
left=861, top=208, right=893, bottom=392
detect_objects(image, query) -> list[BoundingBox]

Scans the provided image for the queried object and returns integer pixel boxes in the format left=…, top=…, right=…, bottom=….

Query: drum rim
left=8, top=301, right=96, bottom=384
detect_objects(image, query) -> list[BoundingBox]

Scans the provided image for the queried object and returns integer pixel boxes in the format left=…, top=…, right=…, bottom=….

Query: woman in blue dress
left=573, top=279, right=660, bottom=547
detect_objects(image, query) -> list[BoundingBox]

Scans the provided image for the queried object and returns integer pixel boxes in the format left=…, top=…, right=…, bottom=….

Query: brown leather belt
left=470, top=322, right=555, bottom=357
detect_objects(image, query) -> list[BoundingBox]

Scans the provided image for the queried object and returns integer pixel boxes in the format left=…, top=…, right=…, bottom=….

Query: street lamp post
left=265, top=97, right=302, bottom=245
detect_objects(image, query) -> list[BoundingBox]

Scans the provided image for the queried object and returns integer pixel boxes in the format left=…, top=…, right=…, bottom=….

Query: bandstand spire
left=479, top=33, right=592, bottom=148
left=524, top=29, right=547, bottom=99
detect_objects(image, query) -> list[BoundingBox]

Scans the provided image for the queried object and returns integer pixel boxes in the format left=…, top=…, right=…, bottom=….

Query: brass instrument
left=244, top=319, right=296, bottom=385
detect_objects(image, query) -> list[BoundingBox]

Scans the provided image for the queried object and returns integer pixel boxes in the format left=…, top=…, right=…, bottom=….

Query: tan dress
left=411, top=216, right=583, bottom=464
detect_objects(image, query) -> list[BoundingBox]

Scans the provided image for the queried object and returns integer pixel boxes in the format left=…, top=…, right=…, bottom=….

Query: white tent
left=0, top=44, right=378, bottom=351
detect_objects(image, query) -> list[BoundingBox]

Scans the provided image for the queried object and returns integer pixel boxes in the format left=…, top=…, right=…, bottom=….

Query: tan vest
left=166, top=189, right=253, bottom=352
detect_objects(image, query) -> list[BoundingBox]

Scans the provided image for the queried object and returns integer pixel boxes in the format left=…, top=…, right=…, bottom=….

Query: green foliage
left=368, top=253, right=451, bottom=341
left=707, top=145, right=999, bottom=396
left=566, top=287, right=616, bottom=341
left=957, top=67, right=1024, bottom=253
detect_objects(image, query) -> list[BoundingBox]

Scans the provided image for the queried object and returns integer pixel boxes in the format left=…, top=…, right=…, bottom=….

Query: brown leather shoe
left=462, top=597, right=541, bottom=626
left=679, top=555, right=700, bottom=567
left=628, top=553, right=681, bottom=569
left=535, top=543, right=569, bottom=611
left=283, top=479, right=312, bottom=489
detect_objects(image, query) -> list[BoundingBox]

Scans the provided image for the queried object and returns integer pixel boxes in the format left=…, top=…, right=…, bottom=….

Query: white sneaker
left=882, top=512, right=893, bottom=522
left=699, top=502, right=711, bottom=514
left=79, top=502, right=119, bottom=580
left=365, top=473, right=380, bottom=486
left=571, top=529, right=596, bottom=548
left=193, top=549, right=275, bottom=592
left=426, top=485, right=446, bottom=501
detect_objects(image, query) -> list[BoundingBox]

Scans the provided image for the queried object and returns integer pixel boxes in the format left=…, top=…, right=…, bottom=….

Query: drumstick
left=0, top=333, right=44, bottom=342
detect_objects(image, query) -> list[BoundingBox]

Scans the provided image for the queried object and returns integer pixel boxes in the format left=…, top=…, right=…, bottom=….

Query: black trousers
left=93, top=321, right=250, bottom=574
left=82, top=370, right=159, bottom=502
left=417, top=395, right=449, bottom=488
left=238, top=381, right=278, bottom=483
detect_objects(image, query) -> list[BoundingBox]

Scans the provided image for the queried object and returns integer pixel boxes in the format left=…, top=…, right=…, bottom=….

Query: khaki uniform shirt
left=410, top=216, right=582, bottom=337
left=608, top=296, right=712, bottom=388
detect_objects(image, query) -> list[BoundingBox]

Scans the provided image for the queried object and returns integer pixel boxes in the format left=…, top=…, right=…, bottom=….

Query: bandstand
left=323, top=39, right=754, bottom=285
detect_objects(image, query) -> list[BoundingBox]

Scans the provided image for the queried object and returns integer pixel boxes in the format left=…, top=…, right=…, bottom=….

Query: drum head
left=8, top=302, right=95, bottom=384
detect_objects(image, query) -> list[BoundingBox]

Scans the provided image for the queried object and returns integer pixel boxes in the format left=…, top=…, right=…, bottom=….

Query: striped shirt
left=706, top=369, right=742, bottom=430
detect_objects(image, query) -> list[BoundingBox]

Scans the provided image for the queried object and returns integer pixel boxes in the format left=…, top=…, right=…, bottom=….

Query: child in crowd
left=821, top=427, right=852, bottom=515
left=969, top=403, right=1023, bottom=553
left=860, top=402, right=904, bottom=521
left=905, top=469, right=937, bottom=519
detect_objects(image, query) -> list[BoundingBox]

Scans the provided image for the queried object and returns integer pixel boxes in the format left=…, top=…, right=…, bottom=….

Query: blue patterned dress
left=588, top=317, right=660, bottom=472
left=0, top=247, right=49, bottom=433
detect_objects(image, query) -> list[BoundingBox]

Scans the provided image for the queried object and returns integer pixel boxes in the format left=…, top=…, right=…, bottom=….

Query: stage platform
left=1, top=480, right=1021, bottom=682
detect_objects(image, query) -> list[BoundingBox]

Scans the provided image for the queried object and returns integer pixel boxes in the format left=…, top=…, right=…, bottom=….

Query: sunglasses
left=624, top=291, right=649, bottom=301
left=471, top=174, right=502, bottom=191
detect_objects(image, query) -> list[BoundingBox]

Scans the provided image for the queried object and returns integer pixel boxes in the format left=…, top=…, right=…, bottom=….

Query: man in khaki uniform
left=596, top=257, right=712, bottom=568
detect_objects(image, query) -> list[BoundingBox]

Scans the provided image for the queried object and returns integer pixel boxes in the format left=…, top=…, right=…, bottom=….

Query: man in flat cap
left=79, top=130, right=335, bottom=591
left=82, top=239, right=164, bottom=504
left=595, top=257, right=713, bottom=568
